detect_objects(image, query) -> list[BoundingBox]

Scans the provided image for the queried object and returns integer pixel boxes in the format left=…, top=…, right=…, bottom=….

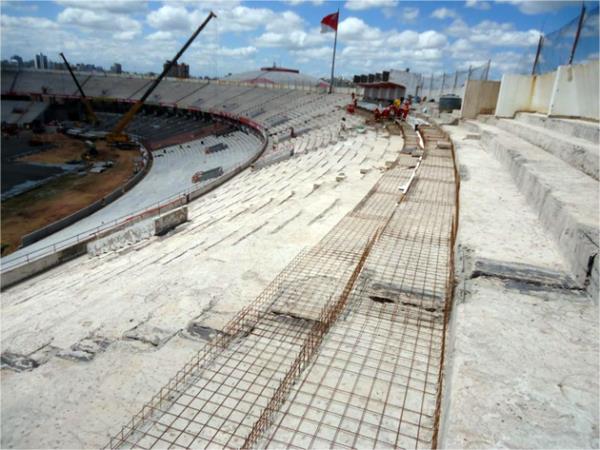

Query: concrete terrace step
left=495, top=118, right=599, bottom=180
left=515, top=112, right=599, bottom=145
left=467, top=120, right=599, bottom=298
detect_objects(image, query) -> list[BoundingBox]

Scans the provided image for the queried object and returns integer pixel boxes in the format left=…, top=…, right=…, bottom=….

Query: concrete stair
left=464, top=118, right=599, bottom=298
left=495, top=114, right=599, bottom=180
left=515, top=112, right=599, bottom=145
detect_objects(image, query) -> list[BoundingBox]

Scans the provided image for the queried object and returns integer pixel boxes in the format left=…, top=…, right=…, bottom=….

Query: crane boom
left=59, top=52, right=99, bottom=125
left=107, top=11, right=216, bottom=142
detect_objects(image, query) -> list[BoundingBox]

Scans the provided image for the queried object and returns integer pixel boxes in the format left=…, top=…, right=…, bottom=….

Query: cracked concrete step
left=441, top=277, right=599, bottom=449
left=468, top=120, right=599, bottom=298
left=495, top=117, right=599, bottom=180
left=515, top=112, right=600, bottom=145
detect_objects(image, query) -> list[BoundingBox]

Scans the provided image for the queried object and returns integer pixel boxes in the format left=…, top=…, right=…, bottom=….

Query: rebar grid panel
left=256, top=123, right=458, bottom=449
left=107, top=122, right=459, bottom=450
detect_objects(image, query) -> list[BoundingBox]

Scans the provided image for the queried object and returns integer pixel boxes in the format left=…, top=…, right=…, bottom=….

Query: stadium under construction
left=1, top=4, right=599, bottom=450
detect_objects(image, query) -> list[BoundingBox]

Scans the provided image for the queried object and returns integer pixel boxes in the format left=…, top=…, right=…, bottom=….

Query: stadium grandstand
left=221, top=64, right=329, bottom=89
left=1, top=3, right=598, bottom=450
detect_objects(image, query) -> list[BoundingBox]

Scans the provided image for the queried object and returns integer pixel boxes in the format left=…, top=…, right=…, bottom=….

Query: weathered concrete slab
left=154, top=206, right=188, bottom=236
left=441, top=278, right=598, bottom=449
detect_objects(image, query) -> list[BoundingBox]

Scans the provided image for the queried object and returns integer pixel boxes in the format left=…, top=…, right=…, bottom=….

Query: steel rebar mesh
left=256, top=124, right=456, bottom=449
left=107, top=121, right=459, bottom=449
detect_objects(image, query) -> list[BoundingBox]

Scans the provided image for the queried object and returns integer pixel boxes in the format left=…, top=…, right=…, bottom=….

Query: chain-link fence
left=517, top=5, right=599, bottom=75
left=419, top=61, right=491, bottom=100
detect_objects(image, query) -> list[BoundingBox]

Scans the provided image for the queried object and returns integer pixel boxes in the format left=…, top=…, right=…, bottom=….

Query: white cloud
left=431, top=7, right=459, bottom=20
left=469, top=20, right=540, bottom=47
left=402, top=7, right=420, bottom=23
left=147, top=5, right=195, bottom=31
left=464, top=0, right=491, bottom=10
left=146, top=31, right=175, bottom=42
left=147, top=4, right=277, bottom=34
left=1, top=14, right=59, bottom=30
left=499, top=1, right=573, bottom=15
left=56, top=0, right=147, bottom=14
left=338, top=17, right=384, bottom=42
left=387, top=30, right=447, bottom=49
left=265, top=11, right=305, bottom=33
left=285, top=0, right=324, bottom=5
left=345, top=0, right=398, bottom=11
left=218, top=46, right=257, bottom=57
left=446, top=18, right=469, bottom=36
left=58, top=8, right=142, bottom=37
left=254, top=29, right=325, bottom=49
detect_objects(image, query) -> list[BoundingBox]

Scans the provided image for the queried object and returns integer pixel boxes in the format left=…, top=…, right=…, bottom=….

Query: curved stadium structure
left=1, top=17, right=599, bottom=449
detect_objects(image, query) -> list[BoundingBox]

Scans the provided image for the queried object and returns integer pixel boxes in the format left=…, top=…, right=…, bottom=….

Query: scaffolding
left=106, top=121, right=459, bottom=449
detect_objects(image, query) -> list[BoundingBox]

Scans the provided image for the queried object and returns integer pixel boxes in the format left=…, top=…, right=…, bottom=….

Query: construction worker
left=401, top=100, right=410, bottom=121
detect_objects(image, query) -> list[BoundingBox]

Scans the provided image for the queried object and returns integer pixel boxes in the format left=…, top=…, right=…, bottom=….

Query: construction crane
left=106, top=11, right=217, bottom=144
left=59, top=52, right=99, bottom=125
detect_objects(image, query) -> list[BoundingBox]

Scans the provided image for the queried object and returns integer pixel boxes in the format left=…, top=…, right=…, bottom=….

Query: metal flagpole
left=329, top=9, right=339, bottom=94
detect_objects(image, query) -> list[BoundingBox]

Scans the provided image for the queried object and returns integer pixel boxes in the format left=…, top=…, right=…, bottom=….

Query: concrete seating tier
left=494, top=113, right=599, bottom=180
left=465, top=117, right=599, bottom=297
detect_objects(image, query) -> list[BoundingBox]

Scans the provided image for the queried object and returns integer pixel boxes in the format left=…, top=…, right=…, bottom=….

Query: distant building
left=10, top=55, right=23, bottom=67
left=353, top=68, right=423, bottom=101
left=49, top=61, right=66, bottom=70
left=111, top=63, right=122, bottom=74
left=164, top=60, right=190, bottom=79
left=75, top=62, right=104, bottom=72
left=35, top=53, right=48, bottom=70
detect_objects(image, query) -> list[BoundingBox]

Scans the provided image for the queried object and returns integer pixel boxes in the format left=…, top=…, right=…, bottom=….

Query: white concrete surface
left=466, top=119, right=599, bottom=294
left=442, top=278, right=598, bottom=449
left=495, top=61, right=599, bottom=121
left=445, top=125, right=569, bottom=271
left=0, top=130, right=401, bottom=448
left=440, top=122, right=599, bottom=449
left=549, top=61, right=600, bottom=121
left=2, top=131, right=263, bottom=267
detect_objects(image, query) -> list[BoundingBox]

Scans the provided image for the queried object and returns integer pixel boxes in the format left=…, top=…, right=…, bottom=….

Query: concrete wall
left=495, top=60, right=599, bottom=120
left=495, top=74, right=535, bottom=118
left=549, top=61, right=600, bottom=120
left=87, top=219, right=155, bottom=256
left=1, top=242, right=87, bottom=290
left=154, top=206, right=188, bottom=236
left=460, top=80, right=501, bottom=119
left=530, top=71, right=556, bottom=114
left=87, top=206, right=188, bottom=255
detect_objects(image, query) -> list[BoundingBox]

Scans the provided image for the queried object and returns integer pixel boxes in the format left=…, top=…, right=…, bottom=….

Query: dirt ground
left=1, top=135, right=138, bottom=255
left=19, top=133, right=96, bottom=164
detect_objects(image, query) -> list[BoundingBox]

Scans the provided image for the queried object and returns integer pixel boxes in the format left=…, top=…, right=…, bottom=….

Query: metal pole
left=329, top=9, right=339, bottom=94
left=452, top=71, right=458, bottom=90
left=429, top=73, right=433, bottom=98
left=532, top=35, right=544, bottom=75
left=467, top=65, right=472, bottom=80
left=569, top=2, right=586, bottom=65
left=440, top=73, right=446, bottom=96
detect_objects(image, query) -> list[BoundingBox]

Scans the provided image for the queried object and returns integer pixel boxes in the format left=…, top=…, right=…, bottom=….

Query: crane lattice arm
left=108, top=11, right=216, bottom=143
left=59, top=52, right=99, bottom=125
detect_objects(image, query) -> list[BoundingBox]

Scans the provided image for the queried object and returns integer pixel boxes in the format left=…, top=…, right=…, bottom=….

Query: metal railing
left=1, top=126, right=268, bottom=274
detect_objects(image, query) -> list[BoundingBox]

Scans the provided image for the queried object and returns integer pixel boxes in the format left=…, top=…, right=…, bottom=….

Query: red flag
left=321, top=12, right=339, bottom=33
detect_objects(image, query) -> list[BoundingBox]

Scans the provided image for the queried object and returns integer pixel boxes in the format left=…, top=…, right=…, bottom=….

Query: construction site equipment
left=59, top=52, right=99, bottom=125
left=106, top=11, right=216, bottom=144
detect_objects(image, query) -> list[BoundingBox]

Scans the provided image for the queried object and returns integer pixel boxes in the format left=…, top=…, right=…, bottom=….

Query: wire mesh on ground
left=106, top=120, right=458, bottom=449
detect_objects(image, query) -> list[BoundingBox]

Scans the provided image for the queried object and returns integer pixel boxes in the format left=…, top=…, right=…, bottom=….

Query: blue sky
left=0, top=0, right=593, bottom=79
